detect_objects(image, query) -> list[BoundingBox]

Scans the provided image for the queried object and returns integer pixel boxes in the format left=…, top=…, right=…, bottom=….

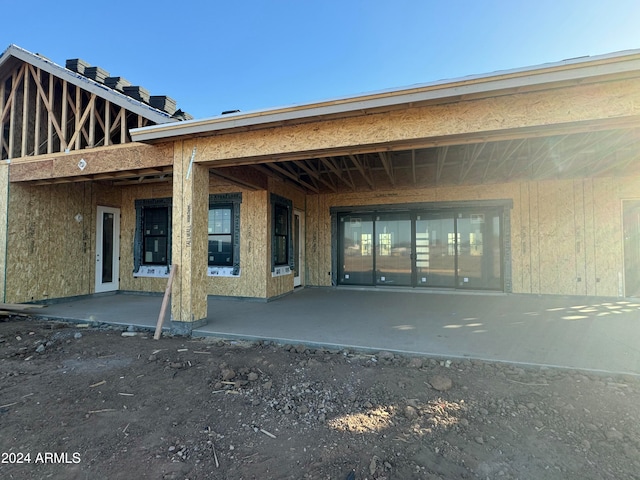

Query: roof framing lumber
left=378, top=152, right=395, bottom=186
left=320, top=156, right=355, bottom=190
left=349, top=154, right=374, bottom=189
left=1, top=49, right=174, bottom=161
left=267, top=162, right=319, bottom=193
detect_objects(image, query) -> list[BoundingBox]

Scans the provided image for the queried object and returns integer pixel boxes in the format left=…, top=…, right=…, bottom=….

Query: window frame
left=134, top=198, right=172, bottom=273
left=209, top=193, right=242, bottom=275
left=270, top=193, right=294, bottom=272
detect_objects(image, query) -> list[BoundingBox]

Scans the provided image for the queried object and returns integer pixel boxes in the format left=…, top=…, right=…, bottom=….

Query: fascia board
left=131, top=49, right=640, bottom=142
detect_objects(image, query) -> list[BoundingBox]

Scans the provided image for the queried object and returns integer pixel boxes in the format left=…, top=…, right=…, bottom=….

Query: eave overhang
left=131, top=49, right=640, bottom=143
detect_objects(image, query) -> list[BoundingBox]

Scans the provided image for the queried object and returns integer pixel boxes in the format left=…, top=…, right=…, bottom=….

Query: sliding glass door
left=338, top=207, right=504, bottom=291
left=455, top=212, right=502, bottom=290
left=340, top=215, right=374, bottom=285
left=415, top=213, right=456, bottom=287
left=375, top=213, right=412, bottom=286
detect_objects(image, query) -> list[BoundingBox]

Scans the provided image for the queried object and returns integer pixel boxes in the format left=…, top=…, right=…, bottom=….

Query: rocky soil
left=0, top=316, right=639, bottom=479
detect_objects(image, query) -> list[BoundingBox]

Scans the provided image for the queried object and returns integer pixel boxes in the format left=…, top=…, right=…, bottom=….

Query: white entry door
left=95, top=206, right=120, bottom=293
left=293, top=210, right=304, bottom=287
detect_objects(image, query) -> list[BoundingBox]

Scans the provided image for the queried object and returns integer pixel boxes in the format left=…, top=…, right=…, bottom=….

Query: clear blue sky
left=3, top=1, right=639, bottom=119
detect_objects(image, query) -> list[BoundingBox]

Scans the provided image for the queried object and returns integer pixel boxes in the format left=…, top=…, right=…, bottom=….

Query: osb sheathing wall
left=9, top=142, right=174, bottom=183
left=5, top=182, right=95, bottom=302
left=0, top=163, right=9, bottom=301
left=306, top=176, right=639, bottom=297
left=206, top=187, right=269, bottom=298
left=119, top=182, right=173, bottom=293
left=118, top=180, right=274, bottom=300
left=194, top=79, right=640, bottom=163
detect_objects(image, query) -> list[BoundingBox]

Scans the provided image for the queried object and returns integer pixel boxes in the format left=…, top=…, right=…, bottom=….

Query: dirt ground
left=0, top=316, right=639, bottom=480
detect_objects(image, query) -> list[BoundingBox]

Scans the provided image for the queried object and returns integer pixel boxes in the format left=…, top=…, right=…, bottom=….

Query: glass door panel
left=95, top=206, right=120, bottom=293
left=375, top=213, right=412, bottom=286
left=340, top=215, right=374, bottom=285
left=415, top=213, right=456, bottom=287
left=456, top=212, right=502, bottom=289
left=623, top=201, right=640, bottom=297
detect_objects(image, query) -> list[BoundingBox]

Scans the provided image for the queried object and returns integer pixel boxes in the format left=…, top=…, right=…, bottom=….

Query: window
left=274, top=204, right=289, bottom=265
left=271, top=194, right=294, bottom=272
left=209, top=193, right=242, bottom=275
left=134, top=198, right=172, bottom=275
left=143, top=207, right=169, bottom=265
left=208, top=205, right=233, bottom=266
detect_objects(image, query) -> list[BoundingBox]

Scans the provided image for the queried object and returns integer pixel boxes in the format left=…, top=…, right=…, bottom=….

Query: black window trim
left=134, top=197, right=172, bottom=274
left=270, top=193, right=294, bottom=272
left=209, top=193, right=242, bottom=275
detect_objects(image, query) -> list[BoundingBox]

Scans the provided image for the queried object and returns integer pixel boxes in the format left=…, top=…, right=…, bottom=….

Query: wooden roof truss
left=1, top=62, right=154, bottom=160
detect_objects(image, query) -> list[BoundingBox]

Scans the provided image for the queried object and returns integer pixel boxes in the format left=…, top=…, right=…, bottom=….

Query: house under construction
left=1, top=44, right=639, bottom=332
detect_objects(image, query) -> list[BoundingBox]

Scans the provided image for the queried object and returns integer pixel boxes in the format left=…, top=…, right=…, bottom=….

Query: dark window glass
left=142, top=207, right=169, bottom=265
left=208, top=206, right=233, bottom=266
left=274, top=204, right=289, bottom=265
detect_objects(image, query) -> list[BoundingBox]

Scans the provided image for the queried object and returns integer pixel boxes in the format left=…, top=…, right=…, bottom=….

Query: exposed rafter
left=320, top=156, right=355, bottom=190
left=436, top=146, right=449, bottom=184
left=349, top=154, right=374, bottom=189
left=378, top=152, right=395, bottom=186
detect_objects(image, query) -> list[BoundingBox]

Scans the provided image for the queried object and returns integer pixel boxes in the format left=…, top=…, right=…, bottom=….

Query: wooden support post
left=154, top=264, right=177, bottom=340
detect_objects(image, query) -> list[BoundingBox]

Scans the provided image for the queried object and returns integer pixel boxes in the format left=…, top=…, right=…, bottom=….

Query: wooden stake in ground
left=154, top=264, right=177, bottom=340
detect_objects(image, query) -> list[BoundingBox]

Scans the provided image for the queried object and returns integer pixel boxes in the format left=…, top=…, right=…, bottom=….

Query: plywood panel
left=206, top=189, right=268, bottom=298
left=194, top=79, right=640, bottom=165
left=582, top=179, right=597, bottom=296
left=536, top=180, right=577, bottom=295
left=528, top=182, right=541, bottom=294
left=592, top=177, right=623, bottom=296
left=9, top=142, right=174, bottom=182
left=5, top=182, right=94, bottom=302
left=513, top=183, right=531, bottom=294
left=573, top=179, right=588, bottom=295
left=171, top=140, right=209, bottom=323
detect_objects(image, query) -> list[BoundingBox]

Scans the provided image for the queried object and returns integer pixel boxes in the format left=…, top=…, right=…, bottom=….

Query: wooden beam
left=459, top=142, right=486, bottom=183
left=295, top=159, right=337, bottom=192
left=47, top=70, right=54, bottom=154
left=104, top=100, right=111, bottom=146
left=67, top=94, right=96, bottom=149
left=27, top=65, right=64, bottom=150
left=378, top=152, right=395, bottom=186
left=341, top=157, right=357, bottom=190
left=89, top=93, right=96, bottom=147
left=8, top=68, right=22, bottom=158
left=120, top=110, right=127, bottom=143
left=61, top=80, right=68, bottom=151
left=1, top=65, right=24, bottom=123
left=481, top=143, right=499, bottom=183
left=74, top=85, right=81, bottom=150
left=508, top=139, right=530, bottom=178
left=531, top=135, right=569, bottom=176
left=349, top=154, right=374, bottom=188
left=436, top=146, right=448, bottom=184
left=268, top=162, right=319, bottom=192
left=320, top=156, right=355, bottom=190
left=34, top=68, right=41, bottom=156
left=209, top=169, right=261, bottom=190
left=411, top=150, right=417, bottom=185
left=21, top=65, right=30, bottom=156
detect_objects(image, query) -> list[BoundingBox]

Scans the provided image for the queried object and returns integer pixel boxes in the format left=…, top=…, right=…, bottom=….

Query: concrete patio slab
left=31, top=288, right=640, bottom=376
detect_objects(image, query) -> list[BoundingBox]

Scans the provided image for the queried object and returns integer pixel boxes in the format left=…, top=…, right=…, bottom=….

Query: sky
left=2, top=1, right=640, bottom=120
